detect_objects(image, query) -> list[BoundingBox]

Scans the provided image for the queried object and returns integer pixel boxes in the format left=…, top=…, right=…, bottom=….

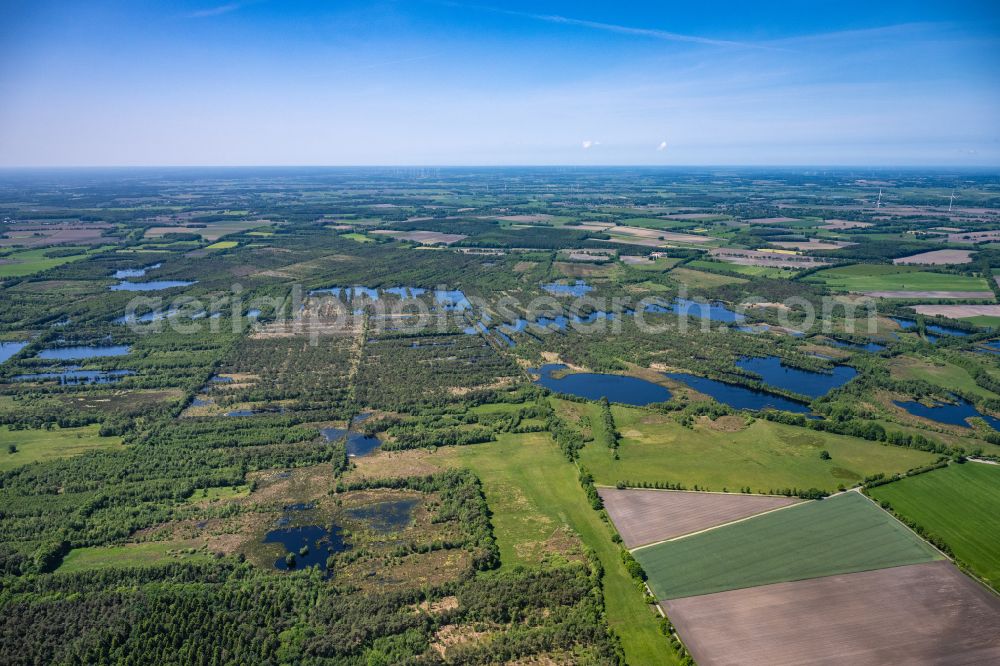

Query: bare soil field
left=893, top=249, right=974, bottom=265
left=491, top=214, right=556, bottom=223
left=144, top=219, right=272, bottom=241
left=911, top=303, right=1000, bottom=318
left=820, top=219, right=873, bottom=230
left=370, top=229, right=467, bottom=244
left=709, top=248, right=831, bottom=269
left=607, top=226, right=711, bottom=244
left=662, top=561, right=1000, bottom=666
left=598, top=488, right=800, bottom=548
left=0, top=224, right=109, bottom=247
left=948, top=229, right=1000, bottom=244
left=744, top=216, right=799, bottom=225
left=770, top=239, right=855, bottom=251
left=865, top=290, right=994, bottom=299
left=664, top=213, right=720, bottom=220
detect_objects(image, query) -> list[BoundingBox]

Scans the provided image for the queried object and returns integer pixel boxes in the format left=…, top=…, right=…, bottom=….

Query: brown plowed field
left=597, top=488, right=799, bottom=548
left=662, top=561, right=1000, bottom=666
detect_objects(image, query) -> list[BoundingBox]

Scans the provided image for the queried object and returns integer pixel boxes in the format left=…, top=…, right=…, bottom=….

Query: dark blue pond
left=321, top=427, right=382, bottom=457
left=13, top=368, right=133, bottom=385
left=531, top=363, right=672, bottom=406
left=977, top=340, right=1000, bottom=355
left=0, top=342, right=27, bottom=365
left=736, top=356, right=857, bottom=399
left=543, top=280, right=593, bottom=296
left=345, top=499, right=418, bottom=534
left=265, top=524, right=349, bottom=574
left=893, top=397, right=1000, bottom=430
left=666, top=372, right=812, bottom=414
left=827, top=338, right=886, bottom=352
left=36, top=345, right=130, bottom=360
left=110, top=280, right=195, bottom=291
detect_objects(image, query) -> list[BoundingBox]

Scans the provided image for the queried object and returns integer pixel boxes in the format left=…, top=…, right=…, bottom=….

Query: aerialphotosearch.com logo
left=120, top=283, right=881, bottom=344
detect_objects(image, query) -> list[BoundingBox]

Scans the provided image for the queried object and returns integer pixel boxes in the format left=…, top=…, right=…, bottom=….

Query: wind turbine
left=948, top=191, right=955, bottom=212
left=876, top=188, right=882, bottom=210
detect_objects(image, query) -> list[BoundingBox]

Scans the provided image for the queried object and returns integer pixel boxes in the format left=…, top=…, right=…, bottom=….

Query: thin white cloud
left=187, top=3, right=244, bottom=19
left=440, top=2, right=766, bottom=49
left=582, top=140, right=599, bottom=149
left=657, top=141, right=668, bottom=151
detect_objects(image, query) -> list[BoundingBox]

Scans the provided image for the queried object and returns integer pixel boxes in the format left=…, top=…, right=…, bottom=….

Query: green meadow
left=569, top=402, right=938, bottom=493
left=435, top=431, right=679, bottom=666
left=635, top=492, right=941, bottom=600
left=1, top=425, right=123, bottom=471
left=805, top=264, right=989, bottom=293
left=869, top=462, right=1000, bottom=589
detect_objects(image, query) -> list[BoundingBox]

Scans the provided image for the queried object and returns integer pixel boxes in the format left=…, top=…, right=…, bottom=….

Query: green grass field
left=635, top=492, right=941, bottom=600
left=0, top=425, right=123, bottom=471
left=869, top=462, right=1000, bottom=589
left=340, top=232, right=374, bottom=243
left=58, top=542, right=214, bottom=574
left=0, top=247, right=96, bottom=278
left=805, top=263, right=989, bottom=293
left=204, top=240, right=238, bottom=249
left=435, top=431, right=678, bottom=665
left=889, top=355, right=1000, bottom=400
left=569, top=402, right=938, bottom=492
left=668, top=266, right=746, bottom=288
left=686, top=259, right=796, bottom=279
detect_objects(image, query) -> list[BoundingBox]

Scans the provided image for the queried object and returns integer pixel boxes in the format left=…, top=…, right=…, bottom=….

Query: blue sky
left=1, top=1, right=998, bottom=166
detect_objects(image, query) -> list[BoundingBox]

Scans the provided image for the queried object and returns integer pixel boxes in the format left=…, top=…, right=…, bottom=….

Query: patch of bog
left=346, top=499, right=418, bottom=534
left=265, top=525, right=349, bottom=574
left=532, top=363, right=672, bottom=406
left=321, top=427, right=382, bottom=457
left=13, top=368, right=133, bottom=385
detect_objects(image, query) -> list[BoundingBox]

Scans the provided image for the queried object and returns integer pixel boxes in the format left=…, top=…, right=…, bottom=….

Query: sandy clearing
left=709, top=248, right=831, bottom=269
left=606, top=226, right=713, bottom=244
left=665, top=213, right=720, bottom=220
left=744, top=216, right=800, bottom=225
left=893, top=249, right=974, bottom=265
left=911, top=304, right=1000, bottom=318
left=491, top=214, right=556, bottom=223
left=370, top=230, right=467, bottom=244
left=820, top=219, right=873, bottom=230
left=864, top=290, right=994, bottom=299
left=770, top=239, right=855, bottom=251
left=598, top=488, right=800, bottom=548
left=662, top=561, right=1000, bottom=666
